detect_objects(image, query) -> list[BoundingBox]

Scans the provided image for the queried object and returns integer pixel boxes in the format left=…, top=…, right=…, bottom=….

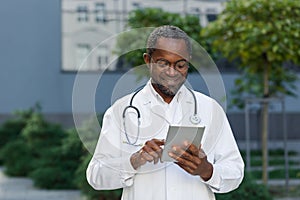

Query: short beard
left=154, top=83, right=177, bottom=97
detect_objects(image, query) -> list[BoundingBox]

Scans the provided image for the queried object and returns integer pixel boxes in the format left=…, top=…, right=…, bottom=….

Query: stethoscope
left=122, top=86, right=201, bottom=146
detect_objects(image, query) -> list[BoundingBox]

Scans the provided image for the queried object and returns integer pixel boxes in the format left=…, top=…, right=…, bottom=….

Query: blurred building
left=62, top=0, right=225, bottom=72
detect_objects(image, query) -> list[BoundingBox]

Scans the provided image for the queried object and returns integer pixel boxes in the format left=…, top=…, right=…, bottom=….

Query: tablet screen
left=161, top=125, right=205, bottom=162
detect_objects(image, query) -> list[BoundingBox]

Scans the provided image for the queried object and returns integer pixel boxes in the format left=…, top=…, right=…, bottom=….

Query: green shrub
left=29, top=128, right=86, bottom=189
left=216, top=173, right=273, bottom=200
left=31, top=128, right=85, bottom=189
left=0, top=139, right=33, bottom=176
left=30, top=165, right=74, bottom=189
left=1, top=112, right=66, bottom=178
left=0, top=108, right=34, bottom=164
left=21, top=113, right=65, bottom=154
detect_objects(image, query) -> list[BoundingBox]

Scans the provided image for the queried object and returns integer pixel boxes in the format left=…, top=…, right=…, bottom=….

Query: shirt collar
left=145, top=79, right=187, bottom=104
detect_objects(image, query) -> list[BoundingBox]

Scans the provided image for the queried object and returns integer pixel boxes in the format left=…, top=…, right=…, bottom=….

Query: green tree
left=202, top=0, right=300, bottom=184
left=114, top=8, right=204, bottom=73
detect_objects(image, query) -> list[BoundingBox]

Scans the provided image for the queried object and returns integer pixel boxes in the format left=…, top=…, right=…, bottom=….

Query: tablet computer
left=161, top=125, right=205, bottom=162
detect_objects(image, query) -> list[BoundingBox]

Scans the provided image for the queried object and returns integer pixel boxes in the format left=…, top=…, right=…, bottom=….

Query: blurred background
left=0, top=0, right=299, bottom=200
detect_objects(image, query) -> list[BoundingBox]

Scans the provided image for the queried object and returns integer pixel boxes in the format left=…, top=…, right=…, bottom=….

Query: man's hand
left=130, top=139, right=165, bottom=170
left=168, top=142, right=213, bottom=181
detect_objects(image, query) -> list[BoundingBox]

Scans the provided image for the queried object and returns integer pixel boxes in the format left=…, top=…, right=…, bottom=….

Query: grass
left=246, top=157, right=299, bottom=167
left=240, top=149, right=298, bottom=157
left=250, top=169, right=300, bottom=179
left=242, top=149, right=300, bottom=198
left=269, top=185, right=300, bottom=198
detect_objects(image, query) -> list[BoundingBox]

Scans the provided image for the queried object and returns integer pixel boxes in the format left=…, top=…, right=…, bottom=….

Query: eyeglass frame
left=147, top=53, right=190, bottom=73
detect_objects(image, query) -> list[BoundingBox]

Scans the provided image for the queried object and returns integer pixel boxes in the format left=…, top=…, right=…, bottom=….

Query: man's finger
left=198, top=148, right=206, bottom=159
left=170, top=145, right=194, bottom=162
left=176, top=162, right=194, bottom=174
left=142, top=139, right=165, bottom=162
left=183, top=141, right=199, bottom=156
left=145, top=139, right=164, bottom=151
left=140, top=150, right=154, bottom=162
left=152, top=138, right=165, bottom=146
left=143, top=145, right=159, bottom=159
left=169, top=152, right=198, bottom=170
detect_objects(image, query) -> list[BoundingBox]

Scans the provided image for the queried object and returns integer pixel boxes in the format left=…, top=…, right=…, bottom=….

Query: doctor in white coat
left=87, top=25, right=244, bottom=200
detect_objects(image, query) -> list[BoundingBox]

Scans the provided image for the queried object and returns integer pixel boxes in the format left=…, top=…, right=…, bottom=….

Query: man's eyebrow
left=155, top=58, right=188, bottom=62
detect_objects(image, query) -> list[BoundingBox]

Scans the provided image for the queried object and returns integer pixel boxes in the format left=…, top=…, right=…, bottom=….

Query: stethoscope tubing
left=122, top=85, right=200, bottom=145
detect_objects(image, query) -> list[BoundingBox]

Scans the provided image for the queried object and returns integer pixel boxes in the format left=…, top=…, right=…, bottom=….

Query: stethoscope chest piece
left=190, top=114, right=201, bottom=124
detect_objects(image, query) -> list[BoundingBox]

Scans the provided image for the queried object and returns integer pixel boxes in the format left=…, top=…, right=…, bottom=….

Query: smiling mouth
left=164, top=76, right=186, bottom=85
left=161, top=79, right=185, bottom=93
left=165, top=79, right=178, bottom=85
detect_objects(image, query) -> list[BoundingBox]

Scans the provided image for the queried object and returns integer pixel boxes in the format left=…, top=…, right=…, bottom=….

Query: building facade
left=62, top=0, right=224, bottom=71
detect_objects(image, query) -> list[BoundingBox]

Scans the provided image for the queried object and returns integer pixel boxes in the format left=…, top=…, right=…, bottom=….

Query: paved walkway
left=0, top=168, right=84, bottom=200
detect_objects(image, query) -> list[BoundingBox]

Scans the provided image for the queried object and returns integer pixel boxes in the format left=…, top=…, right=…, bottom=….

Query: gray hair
left=146, top=25, right=192, bottom=56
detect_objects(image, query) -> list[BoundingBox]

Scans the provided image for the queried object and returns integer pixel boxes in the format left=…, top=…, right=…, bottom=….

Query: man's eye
left=176, top=62, right=188, bottom=69
left=157, top=61, right=169, bottom=67
left=176, top=64, right=185, bottom=69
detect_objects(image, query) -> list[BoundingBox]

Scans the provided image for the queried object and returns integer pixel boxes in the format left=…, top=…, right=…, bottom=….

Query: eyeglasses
left=148, top=54, right=189, bottom=73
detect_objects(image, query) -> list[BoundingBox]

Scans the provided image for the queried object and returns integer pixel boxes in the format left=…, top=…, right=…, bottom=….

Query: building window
left=207, top=13, right=217, bottom=22
left=132, top=2, right=142, bottom=9
left=95, top=3, right=107, bottom=23
left=77, top=5, right=88, bottom=22
left=97, top=45, right=109, bottom=70
left=190, top=7, right=201, bottom=19
left=76, top=44, right=91, bottom=70
left=206, top=8, right=217, bottom=22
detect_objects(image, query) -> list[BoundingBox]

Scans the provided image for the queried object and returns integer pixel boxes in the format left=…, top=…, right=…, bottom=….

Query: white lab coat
left=87, top=80, right=244, bottom=200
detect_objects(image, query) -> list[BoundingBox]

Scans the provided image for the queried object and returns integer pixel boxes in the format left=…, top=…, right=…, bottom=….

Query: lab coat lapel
left=140, top=82, right=170, bottom=124
left=174, top=97, right=194, bottom=125
left=149, top=89, right=194, bottom=125
left=150, top=103, right=170, bottom=124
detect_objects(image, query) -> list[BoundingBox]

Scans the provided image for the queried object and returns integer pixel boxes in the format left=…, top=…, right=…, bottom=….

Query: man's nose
left=165, top=65, right=178, bottom=76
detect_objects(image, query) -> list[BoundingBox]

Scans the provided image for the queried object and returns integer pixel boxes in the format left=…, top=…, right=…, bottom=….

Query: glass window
left=97, top=45, right=109, bottom=70
left=132, top=2, right=142, bottom=9
left=95, top=3, right=107, bottom=23
left=207, top=14, right=217, bottom=22
left=206, top=8, right=217, bottom=22
left=77, top=5, right=88, bottom=22
left=76, top=44, right=91, bottom=70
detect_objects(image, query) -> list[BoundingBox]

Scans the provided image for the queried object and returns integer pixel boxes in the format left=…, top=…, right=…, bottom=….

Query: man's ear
left=143, top=53, right=150, bottom=65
